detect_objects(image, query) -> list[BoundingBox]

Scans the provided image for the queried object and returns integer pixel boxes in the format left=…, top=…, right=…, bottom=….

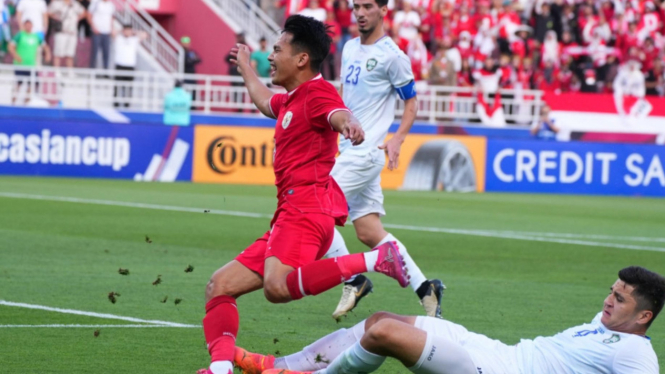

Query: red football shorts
left=235, top=205, right=335, bottom=277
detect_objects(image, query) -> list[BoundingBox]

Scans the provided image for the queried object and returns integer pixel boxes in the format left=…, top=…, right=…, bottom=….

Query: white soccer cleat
left=332, top=275, right=373, bottom=320
left=419, top=279, right=446, bottom=318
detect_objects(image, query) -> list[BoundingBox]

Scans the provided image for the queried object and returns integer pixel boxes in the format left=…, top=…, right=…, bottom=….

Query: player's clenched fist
left=343, top=122, right=365, bottom=146
left=330, top=111, right=364, bottom=146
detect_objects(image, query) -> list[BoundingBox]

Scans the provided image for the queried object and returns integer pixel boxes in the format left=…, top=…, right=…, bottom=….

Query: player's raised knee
left=263, top=281, right=291, bottom=304
left=205, top=269, right=241, bottom=300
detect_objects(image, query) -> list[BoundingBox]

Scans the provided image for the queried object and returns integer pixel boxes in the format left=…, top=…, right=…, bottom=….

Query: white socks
left=378, top=233, right=427, bottom=292
left=325, top=228, right=351, bottom=258
left=275, top=320, right=366, bottom=371
left=325, top=229, right=357, bottom=283
left=209, top=360, right=233, bottom=374
left=314, top=341, right=386, bottom=374
left=324, top=229, right=429, bottom=291
left=363, top=250, right=379, bottom=272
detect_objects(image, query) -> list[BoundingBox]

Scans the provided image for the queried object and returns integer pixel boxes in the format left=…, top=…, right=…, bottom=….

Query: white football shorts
left=331, top=149, right=386, bottom=222
left=413, top=316, right=521, bottom=374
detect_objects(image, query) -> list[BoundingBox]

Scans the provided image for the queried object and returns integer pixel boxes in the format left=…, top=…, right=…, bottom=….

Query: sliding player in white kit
left=325, top=0, right=444, bottom=320
left=236, top=266, right=662, bottom=374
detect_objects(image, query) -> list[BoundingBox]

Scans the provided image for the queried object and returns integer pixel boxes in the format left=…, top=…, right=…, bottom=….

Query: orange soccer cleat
left=234, top=347, right=276, bottom=374
left=261, top=370, right=313, bottom=374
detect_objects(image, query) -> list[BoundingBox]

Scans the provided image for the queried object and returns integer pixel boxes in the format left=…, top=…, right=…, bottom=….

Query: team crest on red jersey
left=282, top=111, right=293, bottom=129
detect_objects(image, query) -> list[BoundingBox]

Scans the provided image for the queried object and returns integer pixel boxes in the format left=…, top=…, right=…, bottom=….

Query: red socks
left=203, top=295, right=238, bottom=363
left=286, top=254, right=368, bottom=300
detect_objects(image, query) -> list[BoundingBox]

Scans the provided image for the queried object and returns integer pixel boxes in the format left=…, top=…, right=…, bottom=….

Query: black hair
left=174, top=80, right=183, bottom=88
left=260, top=37, right=267, bottom=42
left=282, top=14, right=332, bottom=72
left=619, top=266, right=665, bottom=328
left=123, top=23, right=132, bottom=29
left=374, top=0, right=389, bottom=6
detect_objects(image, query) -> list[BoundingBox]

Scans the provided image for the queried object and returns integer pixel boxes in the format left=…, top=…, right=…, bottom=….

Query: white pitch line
left=0, top=300, right=199, bottom=328
left=382, top=224, right=665, bottom=253
left=478, top=230, right=665, bottom=243
left=1, top=192, right=665, bottom=253
left=0, top=192, right=270, bottom=219
left=0, top=324, right=199, bottom=328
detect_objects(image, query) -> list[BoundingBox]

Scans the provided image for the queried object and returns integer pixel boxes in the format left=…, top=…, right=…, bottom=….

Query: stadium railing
left=0, top=63, right=544, bottom=126
left=111, top=0, right=185, bottom=73
left=210, top=0, right=281, bottom=47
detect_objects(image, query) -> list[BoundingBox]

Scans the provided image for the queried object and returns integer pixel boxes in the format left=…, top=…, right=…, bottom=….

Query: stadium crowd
left=272, top=0, right=665, bottom=96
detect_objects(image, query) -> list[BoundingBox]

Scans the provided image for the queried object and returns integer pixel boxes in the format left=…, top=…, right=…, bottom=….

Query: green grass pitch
left=0, top=176, right=663, bottom=373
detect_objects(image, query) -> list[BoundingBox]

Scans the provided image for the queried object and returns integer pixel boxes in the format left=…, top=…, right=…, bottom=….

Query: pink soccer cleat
left=373, top=241, right=409, bottom=288
left=234, top=347, right=276, bottom=374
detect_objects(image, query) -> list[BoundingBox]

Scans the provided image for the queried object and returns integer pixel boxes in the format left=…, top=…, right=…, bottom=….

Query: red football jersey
left=268, top=75, right=349, bottom=224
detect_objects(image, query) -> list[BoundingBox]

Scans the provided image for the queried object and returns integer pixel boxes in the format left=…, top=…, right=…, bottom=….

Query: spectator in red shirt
left=457, top=30, right=474, bottom=61
left=475, top=0, right=494, bottom=33
left=617, top=22, right=640, bottom=59
left=496, top=0, right=520, bottom=54
left=577, top=4, right=596, bottom=44
left=334, top=0, right=353, bottom=47
left=558, top=56, right=576, bottom=92
left=535, top=59, right=560, bottom=92
left=600, top=0, right=614, bottom=24
left=516, top=56, right=535, bottom=89
left=452, top=3, right=476, bottom=36
left=323, top=10, right=341, bottom=80
left=432, top=0, right=453, bottom=42
left=511, top=26, right=532, bottom=60
left=641, top=37, right=660, bottom=73
left=498, top=53, right=515, bottom=88
left=418, top=4, right=434, bottom=50
left=407, top=32, right=430, bottom=80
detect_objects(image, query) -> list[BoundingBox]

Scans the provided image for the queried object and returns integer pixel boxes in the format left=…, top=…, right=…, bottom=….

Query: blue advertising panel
left=0, top=120, right=193, bottom=181
left=486, top=140, right=665, bottom=196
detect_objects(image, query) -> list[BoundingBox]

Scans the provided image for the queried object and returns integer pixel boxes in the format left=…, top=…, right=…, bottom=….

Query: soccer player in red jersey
left=197, top=15, right=410, bottom=374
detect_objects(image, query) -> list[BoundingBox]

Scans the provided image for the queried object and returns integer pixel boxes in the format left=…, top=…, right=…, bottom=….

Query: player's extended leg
left=332, top=212, right=445, bottom=318
left=235, top=312, right=403, bottom=373
left=261, top=312, right=476, bottom=374
left=314, top=317, right=476, bottom=374
left=202, top=260, right=264, bottom=374
left=234, top=319, right=366, bottom=374
left=260, top=241, right=409, bottom=304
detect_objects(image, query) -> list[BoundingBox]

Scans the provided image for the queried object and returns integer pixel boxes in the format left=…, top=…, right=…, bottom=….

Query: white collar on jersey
left=288, top=74, right=322, bottom=96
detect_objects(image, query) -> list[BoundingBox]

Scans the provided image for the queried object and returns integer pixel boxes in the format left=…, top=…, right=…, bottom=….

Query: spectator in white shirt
left=393, top=1, right=421, bottom=40
left=16, top=0, right=48, bottom=40
left=88, top=0, right=115, bottom=69
left=112, top=24, right=147, bottom=107
left=48, top=0, right=86, bottom=68
left=298, top=0, right=327, bottom=22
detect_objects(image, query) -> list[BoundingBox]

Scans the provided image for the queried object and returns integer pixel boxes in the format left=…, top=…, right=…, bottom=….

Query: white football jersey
left=516, top=313, right=659, bottom=374
left=339, top=36, right=415, bottom=156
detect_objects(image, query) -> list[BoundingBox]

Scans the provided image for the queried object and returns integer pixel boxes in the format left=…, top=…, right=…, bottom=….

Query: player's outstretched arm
left=330, top=111, right=365, bottom=146
left=228, top=43, right=275, bottom=118
left=379, top=95, right=418, bottom=170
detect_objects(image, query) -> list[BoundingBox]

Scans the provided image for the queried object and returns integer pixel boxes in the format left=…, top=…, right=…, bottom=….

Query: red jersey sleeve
left=304, top=80, right=350, bottom=130
left=269, top=93, right=288, bottom=119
